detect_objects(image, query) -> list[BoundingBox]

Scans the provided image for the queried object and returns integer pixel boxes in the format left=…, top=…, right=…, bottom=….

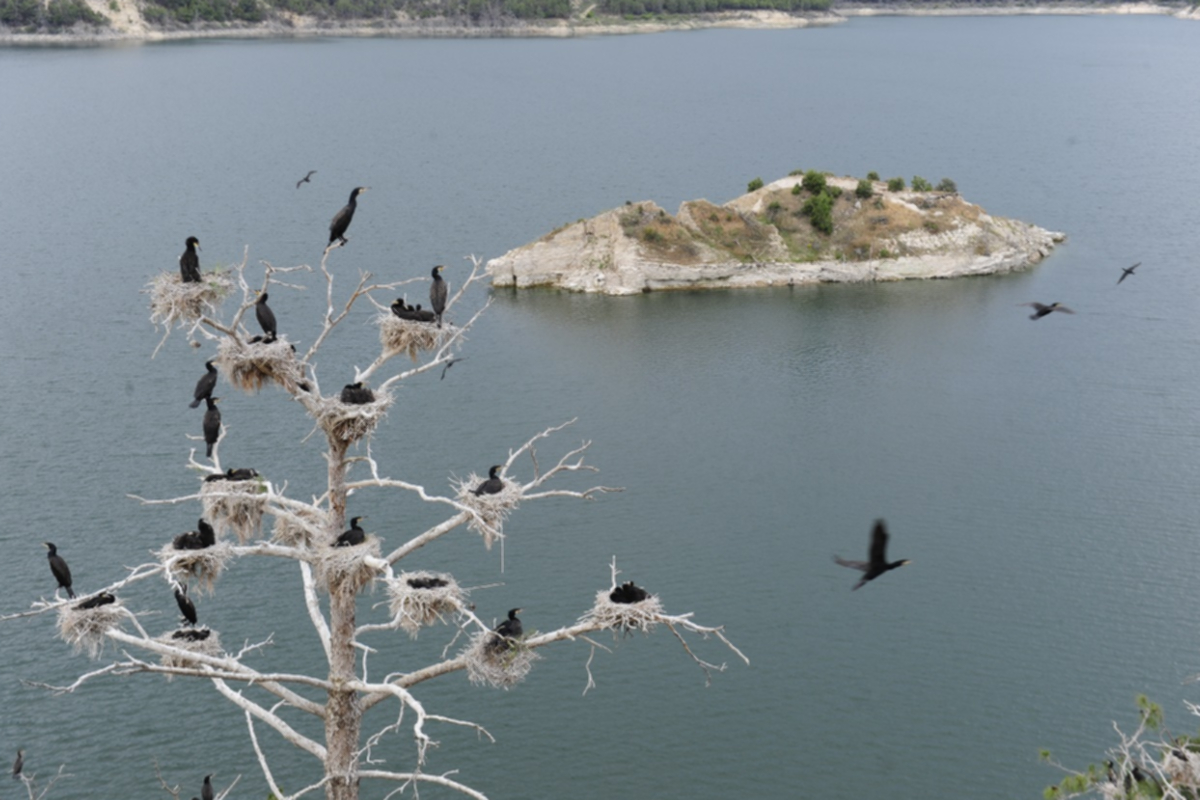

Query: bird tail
left=67, top=587, right=75, bottom=599
left=206, top=443, right=214, bottom=458
left=189, top=398, right=201, bottom=409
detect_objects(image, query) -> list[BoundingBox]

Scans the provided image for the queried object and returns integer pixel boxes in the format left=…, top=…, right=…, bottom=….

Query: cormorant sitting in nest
left=203, top=397, right=221, bottom=458
left=1022, top=301, right=1074, bottom=320
left=407, top=576, right=449, bottom=590
left=487, top=608, right=523, bottom=652
left=834, top=520, right=911, bottom=590
left=180, top=237, right=201, bottom=283
left=255, top=291, right=277, bottom=340
left=340, top=382, right=375, bottom=405
left=204, top=467, right=259, bottom=482
left=410, top=304, right=436, bottom=323
left=329, top=186, right=368, bottom=247
left=175, top=586, right=197, bottom=626
left=43, top=542, right=74, bottom=599
left=190, top=361, right=218, bottom=409
left=390, top=297, right=414, bottom=320
left=198, top=518, right=216, bottom=547
left=610, top=580, right=649, bottom=604
left=171, top=628, right=211, bottom=642
left=1118, top=262, right=1141, bottom=285
left=472, top=466, right=504, bottom=496
left=75, top=591, right=116, bottom=610
left=334, top=516, right=367, bottom=547
left=429, top=265, right=448, bottom=328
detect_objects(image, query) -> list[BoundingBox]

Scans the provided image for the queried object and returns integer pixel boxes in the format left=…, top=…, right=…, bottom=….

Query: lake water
left=2, top=15, right=1200, bottom=799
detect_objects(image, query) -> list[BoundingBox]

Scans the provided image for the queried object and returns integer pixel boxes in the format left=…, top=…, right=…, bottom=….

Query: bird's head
left=351, top=516, right=367, bottom=526
left=256, top=291, right=269, bottom=303
left=433, top=265, right=444, bottom=277
left=187, top=236, right=200, bottom=250
left=42, top=542, right=55, bottom=553
left=489, top=465, right=502, bottom=478
left=508, top=608, right=523, bottom=619
left=352, top=186, right=370, bottom=198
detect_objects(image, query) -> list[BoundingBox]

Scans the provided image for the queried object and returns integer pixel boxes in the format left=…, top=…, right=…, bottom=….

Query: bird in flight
left=1117, top=262, right=1141, bottom=285
left=834, top=519, right=911, bottom=590
left=296, top=170, right=317, bottom=188
left=1022, top=302, right=1074, bottom=320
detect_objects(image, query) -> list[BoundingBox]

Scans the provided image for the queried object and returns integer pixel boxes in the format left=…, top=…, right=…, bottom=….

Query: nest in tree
left=272, top=506, right=329, bottom=549
left=56, top=600, right=125, bottom=659
left=147, top=270, right=234, bottom=331
left=312, top=391, right=394, bottom=445
left=580, top=588, right=664, bottom=635
left=452, top=473, right=521, bottom=550
left=386, top=571, right=464, bottom=637
left=157, top=541, right=234, bottom=595
left=200, top=477, right=267, bottom=544
left=461, top=629, right=539, bottom=689
left=215, top=336, right=305, bottom=394
left=313, top=536, right=383, bottom=594
left=158, top=627, right=223, bottom=672
left=376, top=312, right=457, bottom=362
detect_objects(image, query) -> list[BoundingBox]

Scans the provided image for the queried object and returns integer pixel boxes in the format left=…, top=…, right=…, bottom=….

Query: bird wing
left=1022, top=302, right=1049, bottom=311
left=868, top=520, right=889, bottom=568
left=1054, top=305, right=1076, bottom=314
left=833, top=555, right=868, bottom=572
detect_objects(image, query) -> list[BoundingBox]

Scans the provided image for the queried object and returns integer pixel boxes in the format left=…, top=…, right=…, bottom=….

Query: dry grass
left=313, top=391, right=395, bottom=445
left=461, top=629, right=539, bottom=689
left=216, top=336, right=305, bottom=394
left=157, top=628, right=223, bottom=672
left=580, top=589, right=664, bottom=635
left=156, top=541, right=234, bottom=595
left=452, top=472, right=522, bottom=549
left=313, top=535, right=383, bottom=594
left=56, top=601, right=125, bottom=659
left=386, top=571, right=465, bottom=637
left=200, top=478, right=267, bottom=544
left=147, top=270, right=234, bottom=331
left=376, top=312, right=456, bottom=362
left=272, top=506, right=329, bottom=549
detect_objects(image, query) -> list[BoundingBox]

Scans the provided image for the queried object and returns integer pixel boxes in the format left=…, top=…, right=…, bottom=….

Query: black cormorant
left=1022, top=302, right=1075, bottom=320
left=12, top=749, right=22, bottom=780
left=1118, top=262, right=1141, bottom=285
left=430, top=265, right=448, bottom=328
left=202, top=774, right=214, bottom=800
left=198, top=518, right=216, bottom=547
left=834, top=519, right=911, bottom=590
left=180, top=237, right=201, bottom=283
left=390, top=298, right=414, bottom=320
left=254, top=291, right=277, bottom=340
left=407, top=576, right=449, bottom=589
left=175, top=586, right=198, bottom=626
left=410, top=304, right=436, bottom=323
left=340, top=381, right=375, bottom=405
left=296, top=170, right=317, bottom=188
left=610, top=580, right=649, bottom=604
left=205, top=467, right=259, bottom=482
left=75, top=591, right=115, bottom=610
left=43, top=542, right=74, bottom=599
left=472, top=466, right=504, bottom=496
left=334, top=516, right=367, bottom=547
left=173, top=529, right=204, bottom=550
left=203, top=397, right=221, bottom=458
left=172, top=628, right=211, bottom=642
left=487, top=608, right=523, bottom=651
left=328, top=186, right=368, bottom=247
left=190, top=361, right=218, bottom=408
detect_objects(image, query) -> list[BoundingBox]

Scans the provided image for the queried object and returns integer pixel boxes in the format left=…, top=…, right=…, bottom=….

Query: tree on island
left=5, top=242, right=747, bottom=800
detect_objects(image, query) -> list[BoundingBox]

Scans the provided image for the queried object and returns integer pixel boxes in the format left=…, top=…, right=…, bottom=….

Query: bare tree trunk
left=325, top=437, right=359, bottom=800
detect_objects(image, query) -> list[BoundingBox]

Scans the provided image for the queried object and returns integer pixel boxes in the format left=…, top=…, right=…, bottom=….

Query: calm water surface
left=2, top=16, right=1200, bottom=799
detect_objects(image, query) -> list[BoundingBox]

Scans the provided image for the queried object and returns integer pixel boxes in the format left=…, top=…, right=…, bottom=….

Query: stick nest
left=461, top=629, right=540, bottom=689
left=580, top=589, right=664, bottom=635
left=157, top=628, right=223, bottom=672
left=376, top=312, right=457, bottom=362
left=200, top=478, right=267, bottom=544
left=313, top=536, right=383, bottom=594
left=312, top=391, right=395, bottom=445
left=452, top=473, right=522, bottom=549
left=147, top=270, right=234, bottom=331
left=386, top=572, right=465, bottom=637
left=157, top=541, right=235, bottom=595
left=216, top=336, right=305, bottom=394
left=272, top=506, right=329, bottom=549
left=57, top=601, right=125, bottom=659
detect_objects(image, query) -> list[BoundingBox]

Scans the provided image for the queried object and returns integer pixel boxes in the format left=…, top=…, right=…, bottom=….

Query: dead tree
left=10, top=247, right=747, bottom=800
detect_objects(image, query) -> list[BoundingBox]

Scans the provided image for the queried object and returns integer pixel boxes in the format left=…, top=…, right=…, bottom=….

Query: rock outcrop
left=487, top=175, right=1064, bottom=295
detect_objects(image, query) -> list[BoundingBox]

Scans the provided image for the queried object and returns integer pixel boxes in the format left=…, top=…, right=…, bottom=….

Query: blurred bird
left=430, top=265, right=448, bottom=327
left=190, top=361, right=218, bottom=408
left=43, top=542, right=74, bottom=599
left=328, top=186, right=368, bottom=247
left=12, top=749, right=22, bottom=780
left=472, top=465, right=504, bottom=496
left=1022, top=302, right=1074, bottom=320
left=203, top=397, right=221, bottom=458
left=202, top=774, right=214, bottom=800
left=487, top=608, right=524, bottom=652
left=254, top=291, right=277, bottom=341
left=834, top=520, right=911, bottom=590
left=180, top=237, right=202, bottom=283
left=334, top=516, right=367, bottom=547
left=1117, top=262, right=1141, bottom=285
left=296, top=170, right=317, bottom=188
left=175, top=586, right=197, bottom=627
left=75, top=591, right=116, bottom=610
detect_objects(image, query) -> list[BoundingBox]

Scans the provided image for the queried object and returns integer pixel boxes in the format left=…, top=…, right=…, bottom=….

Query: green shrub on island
left=866, top=171, right=880, bottom=181
left=801, top=192, right=835, bottom=235
left=937, top=177, right=958, bottom=193
left=801, top=169, right=827, bottom=195
left=911, top=175, right=933, bottom=192
left=855, top=179, right=874, bottom=199
left=598, top=0, right=830, bottom=16
left=1, top=0, right=108, bottom=28
left=747, top=177, right=765, bottom=192
left=887, top=177, right=906, bottom=192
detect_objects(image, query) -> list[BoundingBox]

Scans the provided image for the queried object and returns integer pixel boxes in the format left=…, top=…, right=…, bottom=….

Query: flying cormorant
left=340, top=382, right=375, bottom=405
left=190, top=361, right=218, bottom=408
left=1022, top=302, right=1075, bottom=320
left=429, top=265, right=448, bottom=328
left=487, top=608, right=523, bottom=652
left=254, top=291, right=277, bottom=340
left=610, top=580, right=650, bottom=604
left=1118, top=262, right=1141, bottom=285
left=43, top=542, right=74, bottom=598
left=180, top=237, right=201, bottom=283
left=296, top=170, right=317, bottom=188
left=75, top=591, right=116, bottom=610
left=175, top=586, right=198, bottom=626
left=203, top=397, right=221, bottom=458
left=472, top=466, right=504, bottom=496
left=328, top=186, right=368, bottom=247
left=834, top=519, right=911, bottom=590
left=334, top=516, right=367, bottom=547
left=202, top=774, right=214, bottom=800
left=12, top=749, right=22, bottom=780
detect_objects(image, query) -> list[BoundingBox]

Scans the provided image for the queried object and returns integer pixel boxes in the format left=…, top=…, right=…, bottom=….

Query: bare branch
left=361, top=769, right=490, bottom=800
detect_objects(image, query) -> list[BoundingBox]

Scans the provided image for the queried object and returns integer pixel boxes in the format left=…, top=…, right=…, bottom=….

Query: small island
left=486, top=172, right=1065, bottom=295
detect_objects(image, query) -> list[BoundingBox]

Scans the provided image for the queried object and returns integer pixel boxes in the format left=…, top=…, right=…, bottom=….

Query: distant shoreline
left=1, top=2, right=1195, bottom=46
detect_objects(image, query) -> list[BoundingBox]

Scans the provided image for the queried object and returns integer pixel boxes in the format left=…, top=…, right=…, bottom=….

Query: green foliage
left=866, top=171, right=880, bottom=181
left=642, top=227, right=662, bottom=243
left=801, top=192, right=834, bottom=235
left=747, top=177, right=764, bottom=192
left=788, top=168, right=804, bottom=176
left=937, top=177, right=958, bottom=193
left=911, top=175, right=933, bottom=192
left=801, top=169, right=827, bottom=195
left=597, top=0, right=830, bottom=16
left=887, top=176, right=905, bottom=192
left=766, top=201, right=782, bottom=215
left=1136, top=694, right=1164, bottom=729
left=0, top=0, right=107, bottom=28
left=791, top=183, right=802, bottom=196
left=855, top=179, right=874, bottom=199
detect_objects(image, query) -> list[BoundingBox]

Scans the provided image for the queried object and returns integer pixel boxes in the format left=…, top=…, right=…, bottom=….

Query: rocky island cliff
left=486, top=173, right=1065, bottom=295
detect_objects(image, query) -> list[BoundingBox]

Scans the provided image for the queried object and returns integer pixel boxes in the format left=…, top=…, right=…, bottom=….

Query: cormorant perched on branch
left=203, top=397, right=221, bottom=458
left=834, top=519, right=911, bottom=590
left=1118, top=262, right=1141, bottom=285
left=430, top=265, right=448, bottom=328
left=12, top=749, right=22, bottom=780
left=254, top=291, right=277, bottom=341
left=202, top=774, right=214, bottom=800
left=1022, top=301, right=1075, bottom=320
left=175, top=586, right=197, bottom=626
left=407, top=576, right=448, bottom=589
left=472, top=466, right=504, bottom=496
left=610, top=580, right=649, bottom=604
left=334, top=516, right=367, bottom=547
left=43, top=542, right=74, bottom=599
left=296, top=170, right=317, bottom=189
left=340, top=381, right=375, bottom=405
left=487, top=608, right=523, bottom=652
left=75, top=591, right=115, bottom=610
left=190, top=361, right=218, bottom=408
left=180, top=237, right=201, bottom=283
left=328, top=186, right=368, bottom=247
